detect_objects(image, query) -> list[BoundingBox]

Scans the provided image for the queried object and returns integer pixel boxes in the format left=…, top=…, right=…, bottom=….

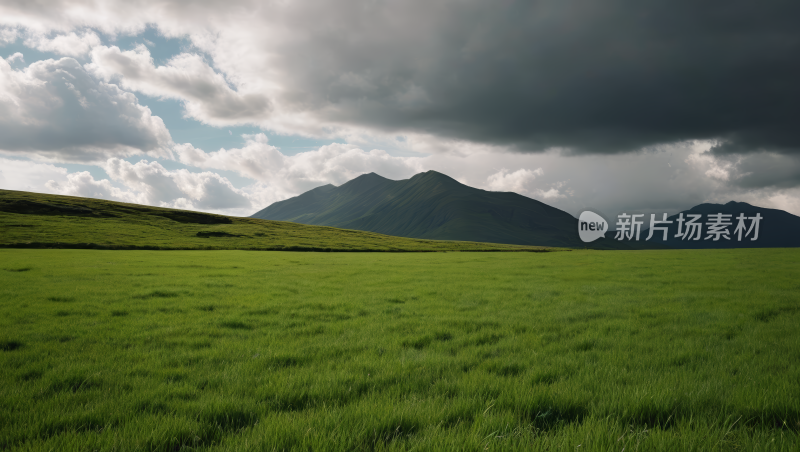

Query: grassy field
left=1, top=248, right=798, bottom=451
left=0, top=189, right=553, bottom=252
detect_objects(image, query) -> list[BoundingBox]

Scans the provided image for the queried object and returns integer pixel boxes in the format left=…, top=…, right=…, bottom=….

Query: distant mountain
left=252, top=171, right=652, bottom=249
left=636, top=201, right=800, bottom=249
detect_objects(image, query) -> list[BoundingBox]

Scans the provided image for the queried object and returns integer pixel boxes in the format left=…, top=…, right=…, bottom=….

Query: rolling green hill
left=0, top=189, right=557, bottom=252
left=252, top=171, right=651, bottom=249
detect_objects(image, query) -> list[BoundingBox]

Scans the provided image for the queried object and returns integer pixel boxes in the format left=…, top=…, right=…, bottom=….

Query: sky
left=2, top=0, right=799, bottom=221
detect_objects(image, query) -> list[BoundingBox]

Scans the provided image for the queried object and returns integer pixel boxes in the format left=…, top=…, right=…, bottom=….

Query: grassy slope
left=0, top=189, right=556, bottom=252
left=1, top=248, right=798, bottom=450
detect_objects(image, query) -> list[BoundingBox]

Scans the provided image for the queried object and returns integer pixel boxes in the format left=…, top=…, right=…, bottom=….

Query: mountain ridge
left=253, top=170, right=652, bottom=249
left=637, top=200, right=800, bottom=249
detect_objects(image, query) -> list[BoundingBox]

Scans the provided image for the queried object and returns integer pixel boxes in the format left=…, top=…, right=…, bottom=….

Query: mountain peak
left=409, top=170, right=461, bottom=185
left=338, top=172, right=393, bottom=192
left=343, top=172, right=392, bottom=184
left=419, top=170, right=450, bottom=178
left=686, top=200, right=768, bottom=214
left=356, top=172, right=386, bottom=179
left=724, top=200, right=754, bottom=208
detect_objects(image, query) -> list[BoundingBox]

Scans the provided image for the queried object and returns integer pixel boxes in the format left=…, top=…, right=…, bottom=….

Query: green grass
left=0, top=189, right=555, bottom=252
left=1, top=248, right=798, bottom=451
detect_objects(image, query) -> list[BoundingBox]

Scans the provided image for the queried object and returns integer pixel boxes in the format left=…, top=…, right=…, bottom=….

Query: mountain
left=252, top=171, right=649, bottom=249
left=636, top=201, right=800, bottom=249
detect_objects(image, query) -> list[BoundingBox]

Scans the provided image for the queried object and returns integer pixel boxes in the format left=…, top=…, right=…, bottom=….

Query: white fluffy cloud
left=35, top=159, right=252, bottom=216
left=0, top=156, right=142, bottom=207
left=486, top=168, right=571, bottom=200
left=0, top=27, right=18, bottom=44
left=0, top=56, right=173, bottom=162
left=102, top=158, right=252, bottom=212
left=176, top=133, right=425, bottom=206
left=0, top=157, right=68, bottom=193
left=0, top=154, right=255, bottom=216
left=487, top=168, right=542, bottom=193
left=45, top=170, right=142, bottom=204
left=24, top=30, right=101, bottom=57
left=88, top=45, right=270, bottom=126
left=6, top=52, right=23, bottom=64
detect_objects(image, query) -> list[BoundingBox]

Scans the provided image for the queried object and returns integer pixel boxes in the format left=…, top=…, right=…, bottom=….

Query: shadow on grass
left=262, top=392, right=317, bottom=412
left=403, top=336, right=432, bottom=350
left=1, top=340, right=23, bottom=351
left=202, top=407, right=259, bottom=432
left=219, top=320, right=253, bottom=330
left=265, top=354, right=308, bottom=368
left=133, top=290, right=183, bottom=299
left=47, top=296, right=75, bottom=302
left=484, top=362, right=526, bottom=377
left=358, top=417, right=420, bottom=451
left=135, top=400, right=173, bottom=415
left=39, top=413, right=110, bottom=438
left=46, top=373, right=103, bottom=394
left=523, top=403, right=588, bottom=431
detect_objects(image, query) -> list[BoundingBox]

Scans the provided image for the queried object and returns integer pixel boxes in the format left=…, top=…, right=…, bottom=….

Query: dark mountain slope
left=639, top=201, right=800, bottom=249
left=253, top=171, right=647, bottom=249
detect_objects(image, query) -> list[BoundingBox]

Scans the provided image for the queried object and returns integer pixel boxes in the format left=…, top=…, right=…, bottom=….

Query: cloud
left=24, top=30, right=101, bottom=57
left=1, top=0, right=798, bottom=155
left=176, top=133, right=425, bottom=206
left=0, top=157, right=138, bottom=205
left=486, top=167, right=571, bottom=200
left=0, top=154, right=256, bottom=216
left=0, top=157, right=68, bottom=192
left=0, top=27, right=19, bottom=44
left=687, top=149, right=800, bottom=190
left=0, top=56, right=173, bottom=162
left=733, top=154, right=800, bottom=189
left=173, top=136, right=800, bottom=217
left=202, top=0, right=800, bottom=154
left=5, top=52, right=23, bottom=64
left=45, top=170, right=142, bottom=204
left=487, top=168, right=543, bottom=193
left=2, top=1, right=800, bottom=220
left=7, top=137, right=800, bottom=221
left=87, top=44, right=270, bottom=126
left=102, top=158, right=252, bottom=212
left=410, top=141, right=727, bottom=218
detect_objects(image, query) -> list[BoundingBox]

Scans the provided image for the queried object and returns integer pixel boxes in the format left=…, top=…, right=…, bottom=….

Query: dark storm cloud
left=722, top=152, right=800, bottom=189
left=271, top=0, right=800, bottom=154
left=2, top=0, right=799, bottom=157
